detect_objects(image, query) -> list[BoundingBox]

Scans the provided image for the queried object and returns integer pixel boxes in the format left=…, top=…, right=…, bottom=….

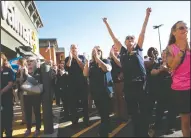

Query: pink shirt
left=171, top=44, right=191, bottom=90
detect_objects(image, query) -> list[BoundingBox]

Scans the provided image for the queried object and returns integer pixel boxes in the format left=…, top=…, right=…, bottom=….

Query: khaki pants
left=113, top=82, right=128, bottom=120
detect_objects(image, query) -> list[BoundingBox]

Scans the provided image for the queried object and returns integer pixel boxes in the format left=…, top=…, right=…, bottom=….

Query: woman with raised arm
left=165, top=21, right=190, bottom=137
left=103, top=8, right=151, bottom=137
left=83, top=46, right=112, bottom=137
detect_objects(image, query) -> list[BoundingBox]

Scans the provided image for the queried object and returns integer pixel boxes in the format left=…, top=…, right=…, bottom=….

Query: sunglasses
left=126, top=36, right=135, bottom=40
left=97, top=49, right=101, bottom=52
left=27, top=60, right=33, bottom=63
left=176, top=26, right=189, bottom=31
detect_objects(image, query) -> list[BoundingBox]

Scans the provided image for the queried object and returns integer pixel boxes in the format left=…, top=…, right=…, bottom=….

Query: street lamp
left=153, top=24, right=163, bottom=54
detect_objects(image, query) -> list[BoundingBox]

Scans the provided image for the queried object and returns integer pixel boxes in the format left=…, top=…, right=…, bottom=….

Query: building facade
left=56, top=47, right=65, bottom=64
left=39, top=38, right=58, bottom=64
left=1, top=1, right=43, bottom=59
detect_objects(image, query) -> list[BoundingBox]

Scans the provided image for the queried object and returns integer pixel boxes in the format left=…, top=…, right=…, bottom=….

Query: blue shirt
left=120, top=44, right=146, bottom=83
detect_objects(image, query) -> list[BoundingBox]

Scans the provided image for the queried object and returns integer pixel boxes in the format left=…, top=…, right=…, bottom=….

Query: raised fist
left=102, top=17, right=107, bottom=23
left=146, top=7, right=152, bottom=16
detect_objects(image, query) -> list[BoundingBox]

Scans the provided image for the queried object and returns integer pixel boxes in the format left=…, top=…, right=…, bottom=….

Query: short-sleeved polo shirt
left=65, top=55, right=86, bottom=85
left=1, top=67, right=14, bottom=103
left=89, top=59, right=111, bottom=94
left=120, top=44, right=146, bottom=83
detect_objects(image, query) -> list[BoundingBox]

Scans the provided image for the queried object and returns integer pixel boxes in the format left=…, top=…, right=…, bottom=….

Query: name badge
left=3, top=72, right=9, bottom=75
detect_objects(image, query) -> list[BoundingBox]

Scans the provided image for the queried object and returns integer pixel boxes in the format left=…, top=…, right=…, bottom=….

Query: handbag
left=21, top=80, right=43, bottom=95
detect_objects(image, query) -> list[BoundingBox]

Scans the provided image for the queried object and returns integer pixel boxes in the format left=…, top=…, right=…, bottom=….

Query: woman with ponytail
left=166, top=21, right=190, bottom=137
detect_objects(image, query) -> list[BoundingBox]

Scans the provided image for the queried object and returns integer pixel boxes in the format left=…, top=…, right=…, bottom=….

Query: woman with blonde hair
left=166, top=21, right=190, bottom=137
left=22, top=56, right=42, bottom=137
left=1, top=53, right=15, bottom=137
left=84, top=46, right=112, bottom=137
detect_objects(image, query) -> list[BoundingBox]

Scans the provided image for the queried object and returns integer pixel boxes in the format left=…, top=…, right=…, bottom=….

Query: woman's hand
left=146, top=7, right=152, bottom=16
left=102, top=17, right=107, bottom=23
left=93, top=48, right=99, bottom=62
left=110, top=48, right=115, bottom=58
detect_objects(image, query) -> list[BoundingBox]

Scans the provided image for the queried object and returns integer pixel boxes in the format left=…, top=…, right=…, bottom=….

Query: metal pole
left=41, top=63, right=54, bottom=134
left=49, top=41, right=52, bottom=61
left=157, top=27, right=162, bottom=54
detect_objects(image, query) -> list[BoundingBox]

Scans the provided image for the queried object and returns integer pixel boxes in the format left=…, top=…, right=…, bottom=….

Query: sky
left=35, top=1, right=190, bottom=58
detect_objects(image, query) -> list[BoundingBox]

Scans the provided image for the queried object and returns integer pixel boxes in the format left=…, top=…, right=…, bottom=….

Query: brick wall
left=40, top=47, right=57, bottom=64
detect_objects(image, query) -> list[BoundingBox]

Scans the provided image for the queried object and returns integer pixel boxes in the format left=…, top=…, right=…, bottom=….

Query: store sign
left=1, top=1, right=37, bottom=49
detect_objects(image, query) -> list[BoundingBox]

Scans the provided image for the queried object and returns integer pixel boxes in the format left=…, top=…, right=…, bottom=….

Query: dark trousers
left=93, top=91, right=111, bottom=137
left=23, top=95, right=41, bottom=130
left=1, top=100, right=13, bottom=137
left=55, top=87, right=62, bottom=106
left=59, top=88, right=70, bottom=117
left=153, top=88, right=177, bottom=129
left=69, top=84, right=89, bottom=124
left=124, top=81, right=150, bottom=137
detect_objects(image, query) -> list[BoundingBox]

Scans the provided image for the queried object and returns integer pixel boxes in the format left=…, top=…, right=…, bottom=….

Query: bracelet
left=178, top=50, right=185, bottom=57
left=180, top=50, right=185, bottom=54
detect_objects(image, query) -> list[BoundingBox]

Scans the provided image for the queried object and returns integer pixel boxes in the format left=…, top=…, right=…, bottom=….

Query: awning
left=15, top=46, right=44, bottom=60
left=16, top=47, right=37, bottom=58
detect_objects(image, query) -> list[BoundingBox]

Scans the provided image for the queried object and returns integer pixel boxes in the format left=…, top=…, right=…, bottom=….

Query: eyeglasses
left=176, top=26, right=189, bottom=31
left=126, top=36, right=135, bottom=40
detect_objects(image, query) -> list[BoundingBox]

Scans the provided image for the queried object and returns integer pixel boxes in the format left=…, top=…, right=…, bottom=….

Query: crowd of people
left=1, top=7, right=190, bottom=138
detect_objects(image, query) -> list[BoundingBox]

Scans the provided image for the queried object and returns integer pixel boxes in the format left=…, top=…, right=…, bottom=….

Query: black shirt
left=151, top=62, right=172, bottom=94
left=109, top=55, right=122, bottom=83
left=57, top=70, right=69, bottom=90
left=65, top=55, right=86, bottom=85
left=146, top=57, right=162, bottom=86
left=1, top=67, right=14, bottom=103
left=89, top=59, right=111, bottom=95
left=120, top=45, right=146, bottom=83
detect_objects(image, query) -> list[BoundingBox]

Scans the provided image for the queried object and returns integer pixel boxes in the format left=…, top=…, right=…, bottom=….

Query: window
left=33, top=13, right=37, bottom=23
left=28, top=5, right=33, bottom=16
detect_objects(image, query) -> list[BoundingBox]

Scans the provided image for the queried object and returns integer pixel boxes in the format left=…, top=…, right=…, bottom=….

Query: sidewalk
left=40, top=105, right=62, bottom=137
left=9, top=102, right=62, bottom=137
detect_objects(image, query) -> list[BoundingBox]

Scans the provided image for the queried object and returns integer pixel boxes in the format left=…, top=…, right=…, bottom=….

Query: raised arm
left=110, top=49, right=121, bottom=68
left=93, top=48, right=112, bottom=72
left=166, top=45, right=185, bottom=71
left=96, top=58, right=112, bottom=72
left=74, top=55, right=85, bottom=71
left=103, top=18, right=122, bottom=51
left=137, top=8, right=151, bottom=48
left=66, top=51, right=73, bottom=68
left=83, top=60, right=89, bottom=77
